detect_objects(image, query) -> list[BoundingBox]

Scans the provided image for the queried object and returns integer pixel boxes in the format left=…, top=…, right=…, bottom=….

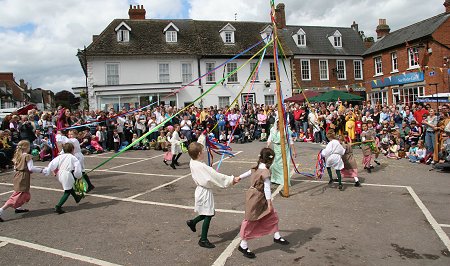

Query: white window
left=227, top=62, right=238, bottom=82
left=106, top=64, right=119, bottom=85
left=319, top=60, right=329, bottom=80
left=250, top=62, right=259, bottom=81
left=354, top=60, right=363, bottom=80
left=166, top=31, right=177, bottom=43
left=391, top=52, right=398, bottom=72
left=370, top=91, right=388, bottom=106
left=159, top=63, right=170, bottom=83
left=374, top=56, right=383, bottom=75
left=206, top=62, right=215, bottom=83
left=408, top=47, right=420, bottom=68
left=392, top=86, right=425, bottom=106
left=218, top=96, right=230, bottom=108
left=300, top=59, right=311, bottom=80
left=225, top=32, right=233, bottom=43
left=264, top=95, right=275, bottom=106
left=334, top=36, right=342, bottom=47
left=298, top=34, right=306, bottom=46
left=117, top=30, right=129, bottom=42
left=336, top=60, right=346, bottom=80
left=181, top=63, right=192, bottom=84
left=269, top=62, right=276, bottom=81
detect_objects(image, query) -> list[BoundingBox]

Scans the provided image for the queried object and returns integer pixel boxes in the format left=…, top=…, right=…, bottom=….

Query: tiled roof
left=364, top=12, right=450, bottom=55
left=86, top=19, right=366, bottom=58
left=281, top=25, right=366, bottom=56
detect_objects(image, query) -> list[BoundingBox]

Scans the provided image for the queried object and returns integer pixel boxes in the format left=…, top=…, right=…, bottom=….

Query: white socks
left=0, top=208, right=3, bottom=215
left=354, top=177, right=359, bottom=182
left=240, top=240, right=248, bottom=249
left=274, top=231, right=281, bottom=240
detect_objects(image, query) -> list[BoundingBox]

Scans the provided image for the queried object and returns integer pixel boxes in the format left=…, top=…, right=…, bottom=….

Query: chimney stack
left=376, top=19, right=390, bottom=39
left=0, top=73, right=14, bottom=81
left=275, top=3, right=286, bottom=29
left=128, top=5, right=146, bottom=20
left=351, top=21, right=359, bottom=32
left=445, top=0, right=450, bottom=13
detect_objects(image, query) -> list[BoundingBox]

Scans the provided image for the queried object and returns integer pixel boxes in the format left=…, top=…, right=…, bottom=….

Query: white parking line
left=0, top=190, right=13, bottom=196
left=106, top=154, right=164, bottom=170
left=86, top=169, right=184, bottom=178
left=439, top=224, right=450, bottom=228
left=91, top=156, right=150, bottom=160
left=407, top=186, right=450, bottom=251
left=0, top=241, right=8, bottom=248
left=126, top=151, right=243, bottom=200
left=0, top=236, right=121, bottom=266
left=0, top=183, right=243, bottom=214
left=296, top=179, right=409, bottom=189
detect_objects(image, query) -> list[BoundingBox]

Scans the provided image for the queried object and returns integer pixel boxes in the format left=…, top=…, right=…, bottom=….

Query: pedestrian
left=185, top=142, right=237, bottom=248
left=235, top=147, right=289, bottom=259
left=339, top=136, right=361, bottom=187
left=0, top=140, right=44, bottom=222
left=43, top=142, right=83, bottom=214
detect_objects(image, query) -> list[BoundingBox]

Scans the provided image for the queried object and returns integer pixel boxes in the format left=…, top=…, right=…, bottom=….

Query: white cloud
left=0, top=0, right=446, bottom=93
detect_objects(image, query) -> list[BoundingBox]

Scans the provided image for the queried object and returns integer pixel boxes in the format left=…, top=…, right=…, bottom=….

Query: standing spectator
left=422, top=108, right=437, bottom=156
left=413, top=104, right=429, bottom=126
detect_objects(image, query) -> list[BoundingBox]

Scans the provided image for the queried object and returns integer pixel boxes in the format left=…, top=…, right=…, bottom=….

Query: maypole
left=270, top=1, right=290, bottom=197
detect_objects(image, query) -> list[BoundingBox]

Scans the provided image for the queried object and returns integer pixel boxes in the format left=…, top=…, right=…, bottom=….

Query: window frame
left=300, top=59, right=311, bottom=81
left=269, top=62, right=276, bottom=81
left=297, top=34, right=306, bottom=46
left=225, top=32, right=233, bottom=44
left=205, top=62, right=216, bottom=83
left=166, top=31, right=177, bottom=43
left=334, top=36, right=342, bottom=47
left=250, top=62, right=260, bottom=82
left=264, top=95, right=275, bottom=106
left=226, top=62, right=238, bottom=83
left=353, top=60, right=363, bottom=80
left=391, top=52, right=398, bottom=72
left=218, top=96, right=230, bottom=109
left=117, top=30, right=129, bottom=42
left=158, top=63, right=170, bottom=83
left=336, top=60, right=346, bottom=80
left=106, top=63, right=119, bottom=85
left=181, top=63, right=192, bottom=84
left=408, top=47, right=420, bottom=69
left=319, top=60, right=329, bottom=80
left=374, top=56, right=383, bottom=76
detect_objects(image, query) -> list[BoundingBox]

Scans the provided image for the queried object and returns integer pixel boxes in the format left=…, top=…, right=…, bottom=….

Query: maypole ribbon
left=315, top=150, right=325, bottom=179
left=87, top=39, right=274, bottom=172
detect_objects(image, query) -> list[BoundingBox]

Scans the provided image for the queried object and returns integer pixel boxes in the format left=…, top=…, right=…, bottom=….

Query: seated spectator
left=259, top=128, right=267, bottom=142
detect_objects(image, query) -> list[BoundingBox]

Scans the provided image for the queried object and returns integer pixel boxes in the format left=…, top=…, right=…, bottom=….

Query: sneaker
left=170, top=164, right=176, bottom=169
left=15, top=209, right=29, bottom=213
left=374, top=160, right=381, bottom=165
left=338, top=184, right=343, bottom=190
left=198, top=239, right=215, bottom=249
left=75, top=195, right=82, bottom=204
left=238, top=246, right=256, bottom=258
left=274, top=237, right=290, bottom=245
left=87, top=185, right=95, bottom=193
left=175, top=161, right=180, bottom=166
left=355, top=181, right=361, bottom=187
left=163, top=160, right=168, bottom=165
left=186, top=220, right=196, bottom=232
left=54, top=206, right=65, bottom=214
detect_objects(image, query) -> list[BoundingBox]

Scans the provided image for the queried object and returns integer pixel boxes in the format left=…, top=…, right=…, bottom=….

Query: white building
left=78, top=5, right=292, bottom=111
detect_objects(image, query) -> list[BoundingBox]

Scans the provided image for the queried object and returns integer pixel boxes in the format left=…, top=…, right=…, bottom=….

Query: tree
left=54, top=90, right=79, bottom=109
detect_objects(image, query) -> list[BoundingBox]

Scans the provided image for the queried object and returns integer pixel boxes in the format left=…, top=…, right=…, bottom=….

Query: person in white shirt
left=321, top=130, right=345, bottom=190
left=180, top=115, right=193, bottom=142
left=185, top=142, right=237, bottom=249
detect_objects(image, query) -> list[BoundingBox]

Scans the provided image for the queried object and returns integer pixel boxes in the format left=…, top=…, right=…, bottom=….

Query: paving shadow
left=91, top=185, right=129, bottom=195
left=251, top=227, right=321, bottom=255
left=213, top=227, right=241, bottom=245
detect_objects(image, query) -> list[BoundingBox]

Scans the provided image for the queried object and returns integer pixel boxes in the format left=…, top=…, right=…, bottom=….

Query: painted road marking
left=106, top=154, right=164, bottom=170
left=0, top=183, right=243, bottom=214
left=439, top=224, right=450, bottom=228
left=0, top=190, right=13, bottom=196
left=126, top=151, right=243, bottom=200
left=0, top=241, right=8, bottom=248
left=0, top=236, right=121, bottom=266
left=85, top=169, right=185, bottom=178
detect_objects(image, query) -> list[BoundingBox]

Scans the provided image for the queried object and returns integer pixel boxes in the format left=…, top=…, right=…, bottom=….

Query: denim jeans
left=408, top=155, right=419, bottom=163
left=425, top=131, right=435, bottom=154
left=302, top=122, right=309, bottom=134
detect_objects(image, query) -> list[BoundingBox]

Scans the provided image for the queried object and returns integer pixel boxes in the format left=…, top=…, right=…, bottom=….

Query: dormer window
left=219, top=23, right=236, bottom=44
left=114, top=22, right=131, bottom=43
left=260, top=25, right=273, bottom=43
left=292, top=28, right=306, bottom=47
left=163, top=22, right=179, bottom=43
left=329, top=30, right=342, bottom=48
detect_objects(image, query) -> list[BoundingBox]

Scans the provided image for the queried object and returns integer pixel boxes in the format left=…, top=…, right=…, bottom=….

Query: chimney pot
left=445, top=0, right=450, bottom=13
left=129, top=4, right=146, bottom=20
left=376, top=18, right=390, bottom=39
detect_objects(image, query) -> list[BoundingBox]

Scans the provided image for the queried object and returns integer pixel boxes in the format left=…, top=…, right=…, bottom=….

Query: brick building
left=276, top=4, right=367, bottom=97
left=363, top=0, right=450, bottom=107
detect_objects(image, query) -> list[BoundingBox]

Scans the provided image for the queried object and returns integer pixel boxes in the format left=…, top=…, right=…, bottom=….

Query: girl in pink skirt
left=340, top=136, right=361, bottom=187
left=235, top=148, right=289, bottom=259
left=0, top=140, right=43, bottom=222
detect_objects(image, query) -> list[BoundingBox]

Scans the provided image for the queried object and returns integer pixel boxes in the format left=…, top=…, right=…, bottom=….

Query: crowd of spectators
left=1, top=100, right=449, bottom=172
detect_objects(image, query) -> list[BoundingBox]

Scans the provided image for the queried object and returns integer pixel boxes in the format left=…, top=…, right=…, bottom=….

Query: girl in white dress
left=321, top=130, right=345, bottom=190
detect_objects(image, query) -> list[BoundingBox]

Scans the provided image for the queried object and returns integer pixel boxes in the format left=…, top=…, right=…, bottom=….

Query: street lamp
left=430, top=83, right=438, bottom=112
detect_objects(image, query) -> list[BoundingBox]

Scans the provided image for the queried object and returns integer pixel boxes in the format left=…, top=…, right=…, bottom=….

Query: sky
left=0, top=0, right=446, bottom=92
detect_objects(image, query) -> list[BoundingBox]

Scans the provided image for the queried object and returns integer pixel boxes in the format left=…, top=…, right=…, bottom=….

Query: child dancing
left=43, top=143, right=83, bottom=214
left=340, top=136, right=361, bottom=187
left=185, top=142, right=237, bottom=248
left=235, top=148, right=289, bottom=259
left=321, top=130, right=346, bottom=190
left=0, top=140, right=43, bottom=222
